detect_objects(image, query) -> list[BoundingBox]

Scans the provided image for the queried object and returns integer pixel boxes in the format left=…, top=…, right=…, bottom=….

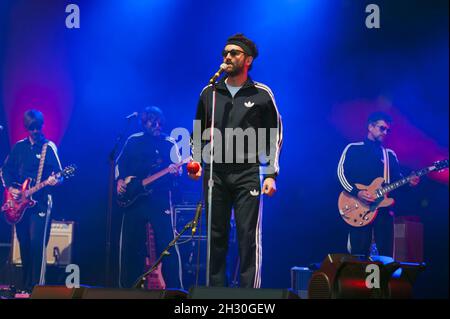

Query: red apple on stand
left=187, top=161, right=200, bottom=175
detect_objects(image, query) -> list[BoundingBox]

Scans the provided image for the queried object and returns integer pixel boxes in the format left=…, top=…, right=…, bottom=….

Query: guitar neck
left=141, top=159, right=189, bottom=187
left=379, top=166, right=432, bottom=195
left=24, top=171, right=64, bottom=198
left=24, top=180, right=51, bottom=198
left=142, top=167, right=172, bottom=187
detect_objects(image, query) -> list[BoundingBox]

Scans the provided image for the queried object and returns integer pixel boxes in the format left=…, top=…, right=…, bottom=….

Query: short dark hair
left=23, top=109, right=44, bottom=130
left=367, top=112, right=392, bottom=125
left=226, top=33, right=258, bottom=70
left=141, top=106, right=165, bottom=127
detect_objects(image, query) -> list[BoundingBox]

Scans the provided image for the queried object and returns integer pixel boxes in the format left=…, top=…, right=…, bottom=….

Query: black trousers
left=15, top=201, right=51, bottom=290
left=119, top=192, right=180, bottom=289
left=348, top=208, right=394, bottom=257
left=204, top=166, right=263, bottom=288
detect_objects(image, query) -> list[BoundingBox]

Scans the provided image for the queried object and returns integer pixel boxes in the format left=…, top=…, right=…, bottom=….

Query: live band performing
left=0, top=1, right=448, bottom=301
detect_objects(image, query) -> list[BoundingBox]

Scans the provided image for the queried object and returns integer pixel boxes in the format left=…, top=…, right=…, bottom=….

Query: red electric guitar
left=1, top=165, right=76, bottom=225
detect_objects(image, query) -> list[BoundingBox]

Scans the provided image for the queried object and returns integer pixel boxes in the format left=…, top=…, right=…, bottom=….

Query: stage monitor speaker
left=31, top=286, right=188, bottom=299
left=80, top=288, right=187, bottom=299
left=188, top=287, right=300, bottom=299
left=12, top=220, right=74, bottom=266
left=308, top=254, right=425, bottom=299
left=31, top=285, right=85, bottom=299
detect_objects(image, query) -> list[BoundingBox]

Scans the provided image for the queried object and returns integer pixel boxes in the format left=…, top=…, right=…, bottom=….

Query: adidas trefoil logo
left=250, top=189, right=260, bottom=196
left=244, top=101, right=255, bottom=108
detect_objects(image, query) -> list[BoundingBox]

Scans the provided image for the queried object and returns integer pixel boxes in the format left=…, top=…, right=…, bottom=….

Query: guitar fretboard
left=24, top=180, right=51, bottom=198
left=378, top=166, right=433, bottom=196
left=24, top=171, right=64, bottom=198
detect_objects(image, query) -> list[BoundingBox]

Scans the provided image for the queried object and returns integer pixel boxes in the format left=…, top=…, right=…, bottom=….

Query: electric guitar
left=338, top=159, right=448, bottom=227
left=145, top=223, right=166, bottom=289
left=117, top=158, right=190, bottom=208
left=1, top=165, right=77, bottom=225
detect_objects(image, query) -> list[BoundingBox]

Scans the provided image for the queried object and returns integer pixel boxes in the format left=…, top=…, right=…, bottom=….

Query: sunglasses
left=376, top=124, right=391, bottom=133
left=222, top=49, right=246, bottom=58
left=28, top=125, right=42, bottom=131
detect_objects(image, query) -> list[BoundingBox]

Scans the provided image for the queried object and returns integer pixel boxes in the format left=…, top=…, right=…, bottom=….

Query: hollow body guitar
left=338, top=159, right=448, bottom=227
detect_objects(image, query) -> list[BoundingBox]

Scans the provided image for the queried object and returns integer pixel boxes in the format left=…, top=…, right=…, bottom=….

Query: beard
left=225, top=62, right=245, bottom=77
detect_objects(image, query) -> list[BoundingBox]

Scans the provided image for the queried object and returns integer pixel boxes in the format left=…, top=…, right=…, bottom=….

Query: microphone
left=191, top=201, right=203, bottom=236
left=209, top=63, right=228, bottom=84
left=125, top=112, right=138, bottom=120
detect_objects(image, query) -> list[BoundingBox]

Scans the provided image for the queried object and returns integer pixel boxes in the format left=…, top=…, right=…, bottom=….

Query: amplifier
left=394, top=216, right=423, bottom=262
left=12, top=220, right=74, bottom=266
left=174, top=205, right=206, bottom=239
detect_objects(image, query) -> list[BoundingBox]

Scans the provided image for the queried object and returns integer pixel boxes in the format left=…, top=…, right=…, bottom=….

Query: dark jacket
left=193, top=77, right=283, bottom=180
left=115, top=132, right=181, bottom=194
left=337, top=138, right=402, bottom=197
left=1, top=137, right=62, bottom=203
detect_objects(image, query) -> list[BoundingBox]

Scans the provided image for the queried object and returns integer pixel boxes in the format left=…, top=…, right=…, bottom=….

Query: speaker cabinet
left=188, top=287, right=299, bottom=299
left=394, top=216, right=423, bottom=262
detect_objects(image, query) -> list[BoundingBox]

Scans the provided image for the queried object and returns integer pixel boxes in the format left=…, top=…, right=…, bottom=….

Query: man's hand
left=262, top=178, right=277, bottom=197
left=409, top=175, right=420, bottom=187
left=47, top=172, right=60, bottom=186
left=8, top=187, right=21, bottom=200
left=168, top=164, right=181, bottom=176
left=187, top=161, right=202, bottom=181
left=357, top=190, right=375, bottom=203
left=117, top=179, right=127, bottom=195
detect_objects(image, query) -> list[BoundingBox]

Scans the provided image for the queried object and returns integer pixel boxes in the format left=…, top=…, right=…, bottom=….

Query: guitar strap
left=36, top=143, right=49, bottom=185
left=382, top=147, right=389, bottom=184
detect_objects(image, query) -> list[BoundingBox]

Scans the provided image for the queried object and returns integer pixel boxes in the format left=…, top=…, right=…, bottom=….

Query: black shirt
left=337, top=138, right=402, bottom=197
left=1, top=137, right=63, bottom=203
left=115, top=132, right=181, bottom=195
left=194, top=77, right=283, bottom=180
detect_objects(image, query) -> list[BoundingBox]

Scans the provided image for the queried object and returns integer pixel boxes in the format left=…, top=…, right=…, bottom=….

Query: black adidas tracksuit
left=1, top=137, right=62, bottom=290
left=194, top=77, right=283, bottom=288
left=337, top=138, right=402, bottom=257
left=115, top=132, right=182, bottom=288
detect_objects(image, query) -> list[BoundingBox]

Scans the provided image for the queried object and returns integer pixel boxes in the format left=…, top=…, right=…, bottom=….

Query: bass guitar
left=117, top=158, right=190, bottom=208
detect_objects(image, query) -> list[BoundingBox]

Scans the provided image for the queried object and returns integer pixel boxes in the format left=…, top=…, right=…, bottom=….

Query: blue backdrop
left=0, top=0, right=448, bottom=297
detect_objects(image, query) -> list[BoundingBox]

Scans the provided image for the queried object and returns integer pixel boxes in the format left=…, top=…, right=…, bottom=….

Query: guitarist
left=115, top=106, right=182, bottom=288
left=337, top=112, right=420, bottom=257
left=0, top=110, right=63, bottom=292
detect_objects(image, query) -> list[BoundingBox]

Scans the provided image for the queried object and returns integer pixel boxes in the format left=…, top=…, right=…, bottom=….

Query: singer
left=115, top=106, right=183, bottom=288
left=189, top=33, right=283, bottom=288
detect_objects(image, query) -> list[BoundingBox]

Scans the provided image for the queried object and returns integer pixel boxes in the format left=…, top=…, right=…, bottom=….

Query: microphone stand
left=133, top=216, right=199, bottom=289
left=205, top=80, right=218, bottom=287
left=105, top=117, right=134, bottom=287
